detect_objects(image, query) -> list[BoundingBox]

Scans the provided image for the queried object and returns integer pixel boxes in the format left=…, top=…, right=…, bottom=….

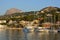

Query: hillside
left=0, top=6, right=60, bottom=21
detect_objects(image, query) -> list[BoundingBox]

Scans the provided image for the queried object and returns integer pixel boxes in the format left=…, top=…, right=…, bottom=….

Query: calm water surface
left=0, top=29, right=60, bottom=40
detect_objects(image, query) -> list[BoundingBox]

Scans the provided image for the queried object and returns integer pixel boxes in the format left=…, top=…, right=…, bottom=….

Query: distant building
left=42, top=22, right=51, bottom=28
left=0, top=20, right=6, bottom=23
left=0, top=25, right=7, bottom=28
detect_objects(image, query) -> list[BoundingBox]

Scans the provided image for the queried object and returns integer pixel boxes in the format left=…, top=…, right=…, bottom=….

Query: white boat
left=23, top=25, right=34, bottom=33
left=34, top=27, right=49, bottom=33
left=26, top=26, right=34, bottom=32
left=49, top=29, right=57, bottom=33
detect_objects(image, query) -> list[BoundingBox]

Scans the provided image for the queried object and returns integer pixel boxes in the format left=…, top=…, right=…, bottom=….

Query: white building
left=0, top=20, right=6, bottom=23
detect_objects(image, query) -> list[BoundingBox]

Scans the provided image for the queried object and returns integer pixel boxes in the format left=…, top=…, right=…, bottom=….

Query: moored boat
left=34, top=27, right=49, bottom=33
left=23, top=26, right=34, bottom=33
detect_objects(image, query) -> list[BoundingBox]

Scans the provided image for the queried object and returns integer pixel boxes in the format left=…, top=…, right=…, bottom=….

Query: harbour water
left=0, top=29, right=60, bottom=40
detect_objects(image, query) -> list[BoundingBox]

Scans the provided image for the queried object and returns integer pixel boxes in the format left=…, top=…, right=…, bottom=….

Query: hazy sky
left=0, top=0, right=60, bottom=15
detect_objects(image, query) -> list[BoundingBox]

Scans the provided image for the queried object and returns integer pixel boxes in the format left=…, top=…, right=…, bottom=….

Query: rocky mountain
left=5, top=8, right=23, bottom=15
left=40, top=6, right=60, bottom=13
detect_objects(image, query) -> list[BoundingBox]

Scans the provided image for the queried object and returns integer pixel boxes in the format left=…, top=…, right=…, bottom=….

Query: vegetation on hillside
left=0, top=6, right=60, bottom=28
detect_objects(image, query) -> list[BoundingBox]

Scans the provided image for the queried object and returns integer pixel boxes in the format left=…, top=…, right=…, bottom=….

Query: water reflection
left=0, top=29, right=7, bottom=40
left=0, top=29, right=60, bottom=40
left=6, top=29, right=24, bottom=40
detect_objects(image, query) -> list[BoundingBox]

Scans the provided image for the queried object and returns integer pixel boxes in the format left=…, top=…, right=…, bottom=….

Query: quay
left=0, top=27, right=23, bottom=30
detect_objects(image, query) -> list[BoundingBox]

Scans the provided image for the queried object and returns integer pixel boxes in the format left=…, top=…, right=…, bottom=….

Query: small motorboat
left=23, top=26, right=34, bottom=33
left=34, top=27, right=49, bottom=33
left=49, top=29, right=57, bottom=33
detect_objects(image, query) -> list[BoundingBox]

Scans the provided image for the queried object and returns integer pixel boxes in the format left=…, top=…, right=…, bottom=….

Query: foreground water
left=0, top=29, right=60, bottom=40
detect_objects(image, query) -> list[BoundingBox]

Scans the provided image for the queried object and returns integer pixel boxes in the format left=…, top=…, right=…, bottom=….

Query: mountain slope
left=5, top=8, right=22, bottom=15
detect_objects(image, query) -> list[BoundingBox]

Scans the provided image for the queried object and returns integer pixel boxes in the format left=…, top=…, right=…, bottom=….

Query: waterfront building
left=42, top=22, right=51, bottom=28
left=0, top=20, right=6, bottom=23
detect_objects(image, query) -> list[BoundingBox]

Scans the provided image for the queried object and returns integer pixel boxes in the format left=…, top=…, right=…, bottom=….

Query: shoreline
left=0, top=27, right=23, bottom=30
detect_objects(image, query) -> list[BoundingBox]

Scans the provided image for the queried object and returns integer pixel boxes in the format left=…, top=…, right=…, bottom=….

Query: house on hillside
left=42, top=22, right=51, bottom=28
left=0, top=20, right=6, bottom=23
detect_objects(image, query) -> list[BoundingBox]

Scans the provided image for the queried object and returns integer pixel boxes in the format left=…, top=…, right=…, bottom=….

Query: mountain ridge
left=5, top=8, right=23, bottom=15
